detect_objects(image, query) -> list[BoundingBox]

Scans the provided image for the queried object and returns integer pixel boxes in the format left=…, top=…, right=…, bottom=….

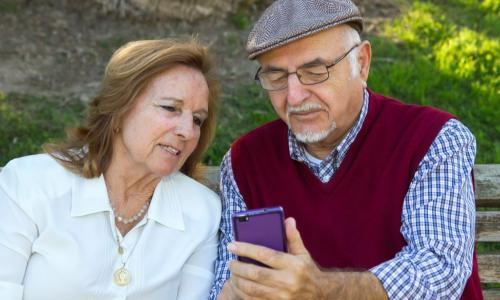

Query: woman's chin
left=153, top=165, right=181, bottom=178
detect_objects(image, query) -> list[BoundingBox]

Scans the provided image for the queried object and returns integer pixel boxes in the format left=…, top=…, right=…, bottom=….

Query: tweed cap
left=246, top=0, right=363, bottom=59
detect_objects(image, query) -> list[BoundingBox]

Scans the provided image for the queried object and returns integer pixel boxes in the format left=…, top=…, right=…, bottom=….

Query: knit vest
left=231, top=91, right=482, bottom=299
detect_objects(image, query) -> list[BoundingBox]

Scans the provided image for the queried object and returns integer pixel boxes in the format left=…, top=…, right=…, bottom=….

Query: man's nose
left=286, top=73, right=310, bottom=106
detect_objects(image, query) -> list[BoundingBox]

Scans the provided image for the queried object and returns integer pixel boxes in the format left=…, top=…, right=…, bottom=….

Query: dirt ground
left=0, top=0, right=400, bottom=102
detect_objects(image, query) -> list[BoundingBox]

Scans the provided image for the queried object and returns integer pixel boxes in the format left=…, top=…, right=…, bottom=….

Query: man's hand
left=225, top=217, right=330, bottom=299
left=216, top=281, right=242, bottom=300
left=221, top=217, right=388, bottom=300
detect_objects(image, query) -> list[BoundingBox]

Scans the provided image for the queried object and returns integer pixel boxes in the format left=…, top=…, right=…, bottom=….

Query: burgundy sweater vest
left=231, top=91, right=482, bottom=299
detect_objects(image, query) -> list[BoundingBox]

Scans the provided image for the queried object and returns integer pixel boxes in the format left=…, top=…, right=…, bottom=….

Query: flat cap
left=246, top=0, right=363, bottom=59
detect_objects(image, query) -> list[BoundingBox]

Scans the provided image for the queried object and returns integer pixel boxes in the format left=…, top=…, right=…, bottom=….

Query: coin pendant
left=113, top=267, right=131, bottom=286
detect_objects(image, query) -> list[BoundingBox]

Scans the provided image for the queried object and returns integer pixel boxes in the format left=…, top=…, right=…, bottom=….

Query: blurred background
left=0, top=0, right=498, bottom=166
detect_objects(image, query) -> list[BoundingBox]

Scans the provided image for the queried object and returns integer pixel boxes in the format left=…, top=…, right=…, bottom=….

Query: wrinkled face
left=114, top=65, right=209, bottom=178
left=257, top=25, right=369, bottom=151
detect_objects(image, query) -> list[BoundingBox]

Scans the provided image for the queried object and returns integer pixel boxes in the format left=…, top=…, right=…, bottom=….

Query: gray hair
left=343, top=26, right=362, bottom=78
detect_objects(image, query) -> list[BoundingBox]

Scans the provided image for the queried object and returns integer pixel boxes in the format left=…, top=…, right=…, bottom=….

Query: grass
left=230, top=10, right=251, bottom=30
left=368, top=0, right=499, bottom=164
left=0, top=0, right=498, bottom=166
left=0, top=92, right=85, bottom=166
left=0, top=0, right=19, bottom=13
left=205, top=84, right=276, bottom=165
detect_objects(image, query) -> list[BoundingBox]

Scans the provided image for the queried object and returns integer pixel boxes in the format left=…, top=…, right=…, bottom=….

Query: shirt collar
left=71, top=174, right=111, bottom=217
left=146, top=173, right=185, bottom=231
left=70, top=171, right=185, bottom=232
left=288, top=88, right=370, bottom=164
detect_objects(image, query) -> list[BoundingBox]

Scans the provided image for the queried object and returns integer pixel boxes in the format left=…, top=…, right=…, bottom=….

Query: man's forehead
left=257, top=28, right=346, bottom=68
left=258, top=50, right=328, bottom=71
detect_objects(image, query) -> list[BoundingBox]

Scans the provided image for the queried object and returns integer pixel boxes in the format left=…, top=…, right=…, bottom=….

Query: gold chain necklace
left=112, top=225, right=145, bottom=286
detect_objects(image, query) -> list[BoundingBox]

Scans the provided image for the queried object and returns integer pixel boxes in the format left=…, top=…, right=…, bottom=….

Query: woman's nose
left=174, top=114, right=195, bottom=140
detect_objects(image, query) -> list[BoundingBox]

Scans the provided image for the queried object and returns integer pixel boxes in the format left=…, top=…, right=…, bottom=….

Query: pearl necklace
left=111, top=200, right=150, bottom=225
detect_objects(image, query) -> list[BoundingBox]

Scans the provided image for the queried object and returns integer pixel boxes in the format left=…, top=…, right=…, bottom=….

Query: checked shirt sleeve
left=208, top=151, right=247, bottom=300
left=370, top=119, right=477, bottom=300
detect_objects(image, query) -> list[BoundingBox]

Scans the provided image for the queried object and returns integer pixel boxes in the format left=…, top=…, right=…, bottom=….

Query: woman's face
left=113, top=65, right=209, bottom=178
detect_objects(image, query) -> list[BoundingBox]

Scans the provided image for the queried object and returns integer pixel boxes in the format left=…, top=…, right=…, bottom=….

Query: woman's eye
left=193, top=116, right=203, bottom=127
left=161, top=105, right=176, bottom=112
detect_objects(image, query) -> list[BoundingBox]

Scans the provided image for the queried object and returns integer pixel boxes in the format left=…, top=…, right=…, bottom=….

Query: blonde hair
left=43, top=38, right=219, bottom=180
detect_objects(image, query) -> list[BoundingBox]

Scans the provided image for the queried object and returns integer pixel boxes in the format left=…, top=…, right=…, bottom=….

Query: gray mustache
left=287, top=102, right=324, bottom=114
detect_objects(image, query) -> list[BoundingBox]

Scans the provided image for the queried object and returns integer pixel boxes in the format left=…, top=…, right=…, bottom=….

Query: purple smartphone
left=232, top=206, right=287, bottom=266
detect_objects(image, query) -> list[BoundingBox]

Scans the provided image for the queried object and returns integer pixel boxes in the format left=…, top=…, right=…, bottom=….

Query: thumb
left=285, top=217, right=308, bottom=255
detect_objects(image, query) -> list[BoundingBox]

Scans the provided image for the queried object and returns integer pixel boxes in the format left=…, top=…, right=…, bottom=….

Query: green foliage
left=435, top=28, right=499, bottom=84
left=224, top=32, right=241, bottom=51
left=1, top=0, right=499, bottom=165
left=0, top=93, right=85, bottom=166
left=204, top=84, right=276, bottom=165
left=481, top=0, right=500, bottom=12
left=384, top=2, right=452, bottom=49
left=448, top=0, right=500, bottom=14
left=374, top=0, right=500, bottom=163
left=231, top=10, right=251, bottom=30
left=0, top=0, right=19, bottom=13
left=477, top=241, right=500, bottom=254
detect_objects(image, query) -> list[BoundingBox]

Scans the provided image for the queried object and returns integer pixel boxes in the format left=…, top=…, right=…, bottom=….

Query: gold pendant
left=113, top=267, right=131, bottom=286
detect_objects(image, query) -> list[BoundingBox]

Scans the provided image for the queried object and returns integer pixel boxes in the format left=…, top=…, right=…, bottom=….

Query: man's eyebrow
left=301, top=58, right=328, bottom=67
left=261, top=58, right=328, bottom=72
left=260, top=65, right=287, bottom=73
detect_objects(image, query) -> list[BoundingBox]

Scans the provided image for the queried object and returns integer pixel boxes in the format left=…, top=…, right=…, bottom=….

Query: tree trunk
left=93, top=0, right=245, bottom=21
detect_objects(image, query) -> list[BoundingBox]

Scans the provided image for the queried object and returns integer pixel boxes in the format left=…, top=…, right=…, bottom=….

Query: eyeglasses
left=255, top=43, right=360, bottom=91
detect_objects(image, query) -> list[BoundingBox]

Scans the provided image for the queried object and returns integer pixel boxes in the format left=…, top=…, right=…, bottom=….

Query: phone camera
left=238, top=215, right=249, bottom=222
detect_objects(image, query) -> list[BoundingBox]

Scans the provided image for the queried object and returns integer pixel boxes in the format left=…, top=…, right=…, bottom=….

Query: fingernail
left=227, top=242, right=236, bottom=252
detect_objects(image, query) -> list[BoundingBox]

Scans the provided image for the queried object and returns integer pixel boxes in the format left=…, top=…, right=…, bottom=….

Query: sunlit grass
left=371, top=0, right=500, bottom=163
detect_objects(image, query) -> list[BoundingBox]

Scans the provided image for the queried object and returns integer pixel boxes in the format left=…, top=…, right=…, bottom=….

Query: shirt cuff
left=370, top=259, right=436, bottom=300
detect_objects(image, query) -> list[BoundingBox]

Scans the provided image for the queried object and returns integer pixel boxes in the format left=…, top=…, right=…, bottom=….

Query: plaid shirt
left=208, top=90, right=476, bottom=300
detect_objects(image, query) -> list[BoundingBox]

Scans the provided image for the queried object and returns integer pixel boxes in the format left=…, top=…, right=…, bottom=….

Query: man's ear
left=357, top=40, right=372, bottom=83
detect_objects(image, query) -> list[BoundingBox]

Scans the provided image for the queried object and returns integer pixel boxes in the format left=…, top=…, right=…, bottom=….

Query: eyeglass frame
left=254, top=43, right=361, bottom=91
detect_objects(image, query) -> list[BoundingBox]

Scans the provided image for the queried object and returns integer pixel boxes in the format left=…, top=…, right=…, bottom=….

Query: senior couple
left=0, top=1, right=482, bottom=299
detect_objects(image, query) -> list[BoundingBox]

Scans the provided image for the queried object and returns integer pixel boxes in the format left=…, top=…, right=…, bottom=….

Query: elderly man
left=209, top=0, right=482, bottom=299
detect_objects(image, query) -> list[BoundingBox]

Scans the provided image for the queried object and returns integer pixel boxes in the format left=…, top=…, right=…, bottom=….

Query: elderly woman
left=0, top=39, right=220, bottom=299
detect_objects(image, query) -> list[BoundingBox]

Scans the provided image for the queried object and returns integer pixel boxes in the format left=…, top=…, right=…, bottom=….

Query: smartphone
left=231, top=206, right=287, bottom=266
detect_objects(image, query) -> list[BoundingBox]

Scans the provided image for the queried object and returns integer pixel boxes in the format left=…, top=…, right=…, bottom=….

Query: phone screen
left=232, top=206, right=287, bottom=266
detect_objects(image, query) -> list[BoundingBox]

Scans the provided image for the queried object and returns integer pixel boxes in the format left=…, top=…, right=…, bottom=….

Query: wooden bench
left=1, top=164, right=499, bottom=297
left=201, top=164, right=500, bottom=299
left=472, top=165, right=500, bottom=299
